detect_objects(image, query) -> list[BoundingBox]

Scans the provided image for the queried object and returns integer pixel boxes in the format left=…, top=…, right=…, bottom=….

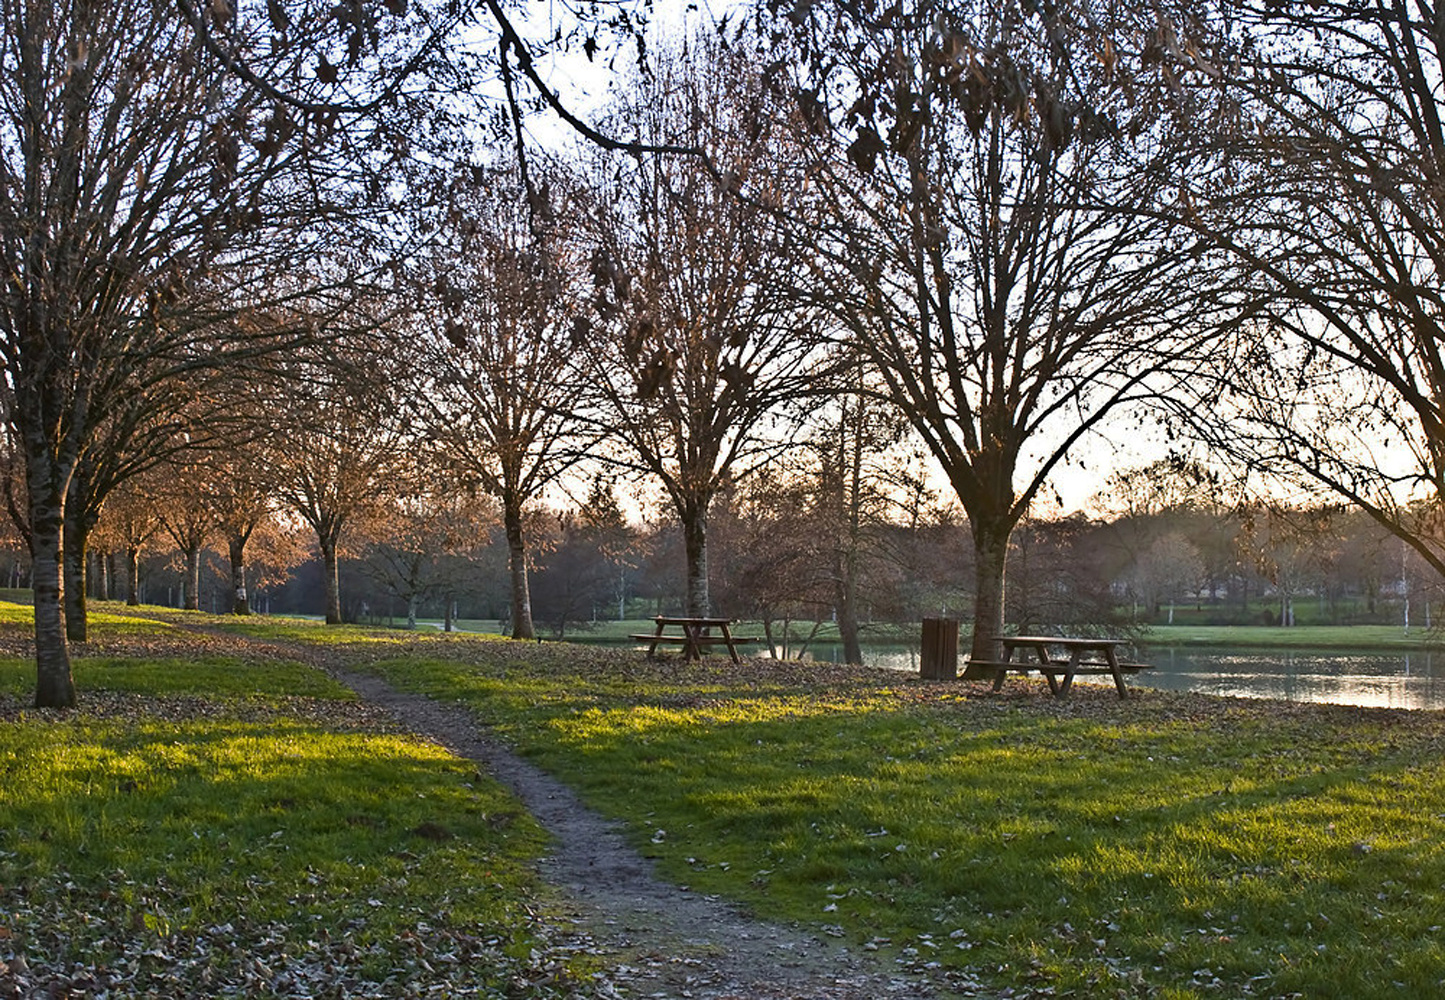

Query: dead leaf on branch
left=795, top=88, right=828, bottom=134
left=847, top=126, right=888, bottom=174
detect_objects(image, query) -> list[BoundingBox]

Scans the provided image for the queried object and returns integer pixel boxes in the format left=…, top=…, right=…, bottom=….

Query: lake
left=807, top=643, right=1445, bottom=711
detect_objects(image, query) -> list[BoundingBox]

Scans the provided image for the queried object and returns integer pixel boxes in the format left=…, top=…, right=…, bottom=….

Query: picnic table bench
left=961, top=635, right=1152, bottom=699
left=629, top=616, right=763, bottom=664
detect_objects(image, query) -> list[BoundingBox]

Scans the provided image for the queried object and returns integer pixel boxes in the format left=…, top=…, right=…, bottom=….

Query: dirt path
left=337, top=670, right=978, bottom=1000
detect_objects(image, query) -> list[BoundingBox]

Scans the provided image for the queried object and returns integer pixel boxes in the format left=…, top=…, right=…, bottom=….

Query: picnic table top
left=652, top=615, right=735, bottom=627
left=1003, top=635, right=1125, bottom=647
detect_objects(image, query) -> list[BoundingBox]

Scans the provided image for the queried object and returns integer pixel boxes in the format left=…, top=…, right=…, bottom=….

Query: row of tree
left=7, top=0, right=1445, bottom=705
left=4, top=448, right=1431, bottom=649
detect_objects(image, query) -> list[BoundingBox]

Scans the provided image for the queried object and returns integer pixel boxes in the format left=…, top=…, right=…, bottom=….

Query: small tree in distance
left=267, top=340, right=415, bottom=625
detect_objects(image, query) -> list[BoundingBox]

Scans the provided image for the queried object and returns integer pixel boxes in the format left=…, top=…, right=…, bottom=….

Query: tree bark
left=504, top=497, right=534, bottom=640
left=62, top=507, right=89, bottom=643
left=92, top=549, right=108, bottom=601
left=31, top=495, right=75, bottom=708
left=836, top=423, right=865, bottom=665
left=321, top=537, right=342, bottom=625
left=683, top=508, right=710, bottom=617
left=183, top=545, right=201, bottom=611
left=836, top=569, right=863, bottom=665
left=125, top=547, right=141, bottom=606
left=969, top=519, right=1012, bottom=663
left=227, top=532, right=250, bottom=614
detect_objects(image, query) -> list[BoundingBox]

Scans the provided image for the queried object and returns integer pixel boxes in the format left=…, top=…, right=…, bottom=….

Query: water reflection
left=1136, top=648, right=1445, bottom=711
left=813, top=644, right=1445, bottom=711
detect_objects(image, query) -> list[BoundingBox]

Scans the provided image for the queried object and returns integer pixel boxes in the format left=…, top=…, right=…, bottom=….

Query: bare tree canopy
left=410, top=159, right=591, bottom=640
left=1177, top=0, right=1445, bottom=581
left=265, top=337, right=416, bottom=626
left=770, top=0, right=1235, bottom=659
left=582, top=39, right=827, bottom=616
left=0, top=0, right=422, bottom=703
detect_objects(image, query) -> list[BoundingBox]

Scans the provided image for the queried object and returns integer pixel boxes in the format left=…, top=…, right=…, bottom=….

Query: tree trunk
left=63, top=508, right=89, bottom=643
left=126, top=547, right=141, bottom=605
left=444, top=593, right=454, bottom=632
left=228, top=532, right=250, bottom=614
left=321, top=537, right=342, bottom=625
left=968, top=519, right=1012, bottom=663
left=30, top=492, right=75, bottom=708
left=406, top=594, right=417, bottom=630
left=835, top=551, right=863, bottom=666
left=183, top=546, right=201, bottom=611
left=839, top=419, right=866, bottom=666
left=105, top=552, right=117, bottom=601
left=682, top=509, right=710, bottom=617
left=504, top=497, right=534, bottom=640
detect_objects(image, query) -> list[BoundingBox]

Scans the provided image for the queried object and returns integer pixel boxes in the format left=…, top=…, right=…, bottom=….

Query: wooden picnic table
left=629, top=616, right=761, bottom=664
left=961, top=635, right=1152, bottom=699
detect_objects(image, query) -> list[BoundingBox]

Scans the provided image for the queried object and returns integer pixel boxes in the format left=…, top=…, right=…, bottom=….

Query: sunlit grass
left=0, top=599, right=175, bottom=635
left=0, top=648, right=587, bottom=993
left=0, top=597, right=493, bottom=648
left=1143, top=624, right=1439, bottom=649
left=7, top=596, right=1440, bottom=996
left=366, top=652, right=1445, bottom=998
left=0, top=714, right=551, bottom=983
left=187, top=610, right=507, bottom=647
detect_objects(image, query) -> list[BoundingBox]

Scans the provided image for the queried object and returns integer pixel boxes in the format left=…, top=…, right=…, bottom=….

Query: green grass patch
left=196, top=611, right=503, bottom=647
left=362, top=648, right=1445, bottom=999
left=0, top=649, right=589, bottom=995
left=1141, top=624, right=1440, bottom=650
left=0, top=599, right=175, bottom=635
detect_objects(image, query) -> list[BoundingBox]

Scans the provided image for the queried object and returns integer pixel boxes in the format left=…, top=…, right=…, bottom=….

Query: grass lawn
left=0, top=607, right=592, bottom=997
left=352, top=645, right=1445, bottom=1000
left=1140, top=624, right=1440, bottom=650
left=7, top=600, right=1445, bottom=997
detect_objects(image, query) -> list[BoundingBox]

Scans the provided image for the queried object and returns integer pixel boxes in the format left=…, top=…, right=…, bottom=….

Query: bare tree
left=774, top=0, right=1229, bottom=661
left=58, top=369, right=238, bottom=639
left=208, top=445, right=277, bottom=616
left=156, top=460, right=219, bottom=612
left=1179, top=1, right=1445, bottom=581
left=582, top=41, right=824, bottom=616
left=267, top=343, right=415, bottom=624
left=96, top=473, right=163, bottom=607
left=0, top=0, right=411, bottom=704
left=360, top=486, right=492, bottom=629
left=412, top=162, right=590, bottom=640
left=808, top=367, right=925, bottom=663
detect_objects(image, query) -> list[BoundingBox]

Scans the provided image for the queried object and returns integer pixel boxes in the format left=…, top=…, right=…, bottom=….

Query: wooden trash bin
left=920, top=618, right=959, bottom=680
